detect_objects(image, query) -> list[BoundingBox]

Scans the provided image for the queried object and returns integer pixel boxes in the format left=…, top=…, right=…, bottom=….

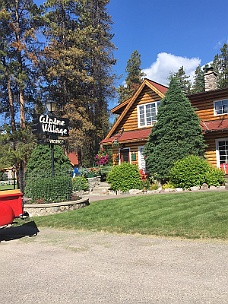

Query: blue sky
left=34, top=0, right=228, bottom=100
left=108, top=0, right=228, bottom=87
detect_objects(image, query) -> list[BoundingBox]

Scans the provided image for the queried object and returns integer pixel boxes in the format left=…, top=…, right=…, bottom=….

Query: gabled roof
left=111, top=97, right=131, bottom=115
left=201, top=119, right=228, bottom=133
left=188, top=87, right=228, bottom=102
left=145, top=78, right=168, bottom=94
left=105, top=79, right=168, bottom=141
left=111, top=79, right=168, bottom=115
left=102, top=128, right=152, bottom=145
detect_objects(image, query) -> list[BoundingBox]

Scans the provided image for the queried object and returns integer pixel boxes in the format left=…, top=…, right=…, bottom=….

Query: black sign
left=39, top=115, right=69, bottom=137
left=33, top=114, right=69, bottom=137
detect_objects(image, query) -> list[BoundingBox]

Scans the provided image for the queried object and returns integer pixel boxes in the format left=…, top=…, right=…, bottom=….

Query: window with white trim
left=214, top=99, right=228, bottom=115
left=138, top=101, right=160, bottom=127
left=216, top=139, right=228, bottom=165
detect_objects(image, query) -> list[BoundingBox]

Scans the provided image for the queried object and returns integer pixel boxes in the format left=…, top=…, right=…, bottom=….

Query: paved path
left=0, top=224, right=227, bottom=304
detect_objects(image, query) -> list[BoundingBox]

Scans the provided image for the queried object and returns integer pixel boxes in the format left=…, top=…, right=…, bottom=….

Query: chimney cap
left=205, top=66, right=217, bottom=75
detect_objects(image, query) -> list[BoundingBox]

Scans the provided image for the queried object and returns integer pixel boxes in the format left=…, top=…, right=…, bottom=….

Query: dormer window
left=138, top=101, right=160, bottom=127
left=214, top=99, right=228, bottom=115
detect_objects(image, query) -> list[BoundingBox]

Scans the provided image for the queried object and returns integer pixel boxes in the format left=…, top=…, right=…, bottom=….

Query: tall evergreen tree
left=42, top=0, right=116, bottom=166
left=0, top=0, right=41, bottom=190
left=213, top=43, right=228, bottom=88
left=0, top=0, right=41, bottom=129
left=173, top=66, right=192, bottom=94
left=117, top=50, right=144, bottom=103
left=191, top=65, right=205, bottom=93
left=144, top=76, right=206, bottom=183
left=41, top=0, right=89, bottom=160
left=76, top=0, right=116, bottom=164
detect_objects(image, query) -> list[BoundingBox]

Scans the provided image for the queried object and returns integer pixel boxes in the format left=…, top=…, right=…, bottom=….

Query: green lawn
left=0, top=184, right=17, bottom=191
left=32, top=191, right=228, bottom=239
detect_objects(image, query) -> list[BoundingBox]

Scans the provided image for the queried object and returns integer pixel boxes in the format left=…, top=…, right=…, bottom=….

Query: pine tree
left=173, top=66, right=192, bottom=94
left=213, top=43, right=228, bottom=88
left=76, top=0, right=116, bottom=164
left=41, top=0, right=90, bottom=162
left=117, top=50, right=144, bottom=103
left=0, top=0, right=41, bottom=190
left=0, top=0, right=41, bottom=130
left=191, top=65, right=205, bottom=93
left=42, top=0, right=116, bottom=166
left=144, top=76, right=206, bottom=183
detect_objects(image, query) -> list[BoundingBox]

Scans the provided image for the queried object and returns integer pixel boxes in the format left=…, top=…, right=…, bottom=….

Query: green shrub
left=205, top=167, right=225, bottom=187
left=25, top=144, right=72, bottom=177
left=150, top=182, right=159, bottom=190
left=170, top=155, right=225, bottom=189
left=27, top=175, right=72, bottom=203
left=72, top=176, right=89, bottom=191
left=141, top=178, right=151, bottom=190
left=162, top=181, right=175, bottom=189
left=25, top=144, right=72, bottom=200
left=170, top=155, right=210, bottom=189
left=107, top=162, right=142, bottom=192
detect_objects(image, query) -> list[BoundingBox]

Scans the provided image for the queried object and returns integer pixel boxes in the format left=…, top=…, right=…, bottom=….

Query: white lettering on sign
left=39, top=115, right=69, bottom=136
left=39, top=115, right=65, bottom=126
left=46, top=139, right=65, bottom=144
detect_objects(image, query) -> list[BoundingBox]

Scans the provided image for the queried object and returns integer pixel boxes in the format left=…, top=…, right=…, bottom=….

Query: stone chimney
left=204, top=67, right=218, bottom=91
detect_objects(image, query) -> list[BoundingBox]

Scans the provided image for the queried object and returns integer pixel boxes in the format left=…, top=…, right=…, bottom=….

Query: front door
left=120, top=148, right=130, bottom=163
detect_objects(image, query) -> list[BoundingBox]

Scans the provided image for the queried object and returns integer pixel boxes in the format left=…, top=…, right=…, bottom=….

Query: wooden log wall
left=204, top=133, right=217, bottom=167
left=115, top=88, right=161, bottom=133
left=204, top=131, right=228, bottom=168
left=112, top=141, right=147, bottom=166
left=189, top=90, right=228, bottom=121
left=111, top=86, right=228, bottom=170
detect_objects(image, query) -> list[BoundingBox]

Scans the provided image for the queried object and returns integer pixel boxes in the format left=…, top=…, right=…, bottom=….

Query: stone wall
left=24, top=197, right=89, bottom=217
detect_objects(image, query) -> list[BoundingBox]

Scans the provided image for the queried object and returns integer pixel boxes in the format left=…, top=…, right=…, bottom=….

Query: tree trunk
left=7, top=77, right=16, bottom=133
left=19, top=91, right=26, bottom=130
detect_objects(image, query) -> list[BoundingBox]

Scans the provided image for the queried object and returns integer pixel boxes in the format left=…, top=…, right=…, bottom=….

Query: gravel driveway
left=0, top=223, right=227, bottom=304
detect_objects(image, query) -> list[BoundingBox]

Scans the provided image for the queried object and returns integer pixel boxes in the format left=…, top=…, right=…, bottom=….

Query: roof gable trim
left=105, top=79, right=167, bottom=139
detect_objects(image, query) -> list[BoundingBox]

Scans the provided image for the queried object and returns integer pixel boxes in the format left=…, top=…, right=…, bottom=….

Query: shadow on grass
left=0, top=221, right=39, bottom=242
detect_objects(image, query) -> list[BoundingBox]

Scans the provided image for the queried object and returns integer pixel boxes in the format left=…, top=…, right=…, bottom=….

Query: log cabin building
left=188, top=75, right=228, bottom=171
left=101, top=70, right=228, bottom=173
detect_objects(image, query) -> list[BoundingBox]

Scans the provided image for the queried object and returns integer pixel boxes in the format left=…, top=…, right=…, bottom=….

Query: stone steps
left=89, top=181, right=112, bottom=195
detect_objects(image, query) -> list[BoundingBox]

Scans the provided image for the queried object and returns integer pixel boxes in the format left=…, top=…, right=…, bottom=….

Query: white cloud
left=142, top=52, right=201, bottom=86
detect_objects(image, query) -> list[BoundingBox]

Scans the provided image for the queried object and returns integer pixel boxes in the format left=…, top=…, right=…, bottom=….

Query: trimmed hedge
left=27, top=175, right=72, bottom=203
left=170, top=155, right=225, bottom=189
left=24, top=144, right=73, bottom=202
left=205, top=167, right=225, bottom=187
left=107, top=163, right=142, bottom=192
